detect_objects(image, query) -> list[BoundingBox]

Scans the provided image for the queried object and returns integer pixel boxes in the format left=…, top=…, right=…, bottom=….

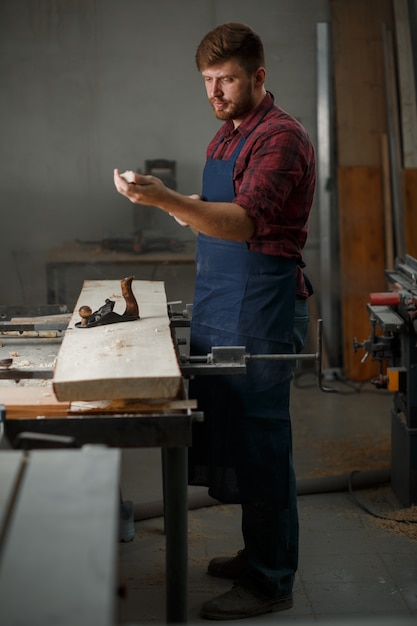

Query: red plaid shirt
left=206, top=92, right=315, bottom=298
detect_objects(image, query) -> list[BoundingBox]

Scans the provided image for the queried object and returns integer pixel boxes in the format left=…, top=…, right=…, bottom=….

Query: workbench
left=1, top=405, right=201, bottom=624
left=0, top=446, right=120, bottom=626
left=46, top=240, right=196, bottom=306
left=0, top=279, right=203, bottom=624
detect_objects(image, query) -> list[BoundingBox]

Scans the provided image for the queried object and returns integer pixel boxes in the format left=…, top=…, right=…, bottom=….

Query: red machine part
left=369, top=292, right=401, bottom=306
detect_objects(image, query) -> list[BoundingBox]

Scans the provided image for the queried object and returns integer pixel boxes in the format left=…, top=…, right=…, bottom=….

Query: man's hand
left=113, top=168, right=169, bottom=206
left=113, top=168, right=254, bottom=241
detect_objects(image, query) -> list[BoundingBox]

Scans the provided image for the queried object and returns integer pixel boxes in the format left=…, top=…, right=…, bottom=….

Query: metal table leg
left=164, top=447, right=188, bottom=623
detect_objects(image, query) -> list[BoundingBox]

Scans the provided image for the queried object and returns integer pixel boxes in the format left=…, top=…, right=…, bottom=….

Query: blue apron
left=189, top=126, right=297, bottom=505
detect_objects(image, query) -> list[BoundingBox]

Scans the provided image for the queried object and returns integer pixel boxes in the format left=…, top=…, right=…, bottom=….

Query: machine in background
left=76, top=159, right=185, bottom=255
left=132, top=158, right=178, bottom=238
left=354, top=254, right=417, bottom=507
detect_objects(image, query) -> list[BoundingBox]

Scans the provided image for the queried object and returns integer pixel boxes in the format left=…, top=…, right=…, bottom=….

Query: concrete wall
left=0, top=0, right=329, bottom=305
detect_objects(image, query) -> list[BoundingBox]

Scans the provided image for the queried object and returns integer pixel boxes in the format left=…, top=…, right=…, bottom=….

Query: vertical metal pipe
left=317, top=22, right=341, bottom=370
left=382, top=23, right=406, bottom=259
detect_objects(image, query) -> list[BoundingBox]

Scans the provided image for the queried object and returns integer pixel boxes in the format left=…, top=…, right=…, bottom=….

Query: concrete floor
left=117, top=373, right=417, bottom=624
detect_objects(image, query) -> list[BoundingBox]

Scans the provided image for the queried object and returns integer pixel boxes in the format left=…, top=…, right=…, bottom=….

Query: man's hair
left=195, top=23, right=265, bottom=75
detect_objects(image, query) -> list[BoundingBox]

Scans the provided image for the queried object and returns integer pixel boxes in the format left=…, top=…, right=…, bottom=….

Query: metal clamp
left=179, top=319, right=336, bottom=393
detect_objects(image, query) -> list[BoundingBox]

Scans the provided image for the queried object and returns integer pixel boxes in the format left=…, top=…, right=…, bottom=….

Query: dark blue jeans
left=239, top=298, right=309, bottom=599
left=293, top=298, right=310, bottom=355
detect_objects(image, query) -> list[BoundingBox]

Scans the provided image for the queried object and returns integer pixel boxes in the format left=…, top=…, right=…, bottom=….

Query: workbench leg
left=164, top=447, right=188, bottom=623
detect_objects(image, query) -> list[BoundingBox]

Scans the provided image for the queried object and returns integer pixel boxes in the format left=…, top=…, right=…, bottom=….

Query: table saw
left=354, top=253, right=417, bottom=507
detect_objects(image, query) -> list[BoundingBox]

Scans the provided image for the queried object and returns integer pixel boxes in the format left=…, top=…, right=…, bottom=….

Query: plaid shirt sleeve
left=234, top=117, right=315, bottom=256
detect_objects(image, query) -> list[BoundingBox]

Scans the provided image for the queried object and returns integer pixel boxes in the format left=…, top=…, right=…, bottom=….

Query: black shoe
left=207, top=550, right=249, bottom=579
left=200, top=583, right=293, bottom=620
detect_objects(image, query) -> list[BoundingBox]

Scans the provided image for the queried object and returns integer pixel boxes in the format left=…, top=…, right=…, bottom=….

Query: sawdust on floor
left=295, top=436, right=417, bottom=542
left=296, top=433, right=390, bottom=478
left=350, top=482, right=417, bottom=542
left=371, top=506, right=417, bottom=542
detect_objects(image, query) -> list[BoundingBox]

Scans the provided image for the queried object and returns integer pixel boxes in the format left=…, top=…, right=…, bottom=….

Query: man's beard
left=210, top=89, right=255, bottom=122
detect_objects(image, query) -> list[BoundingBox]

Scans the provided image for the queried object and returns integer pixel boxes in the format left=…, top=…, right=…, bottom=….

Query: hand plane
left=76, top=276, right=140, bottom=328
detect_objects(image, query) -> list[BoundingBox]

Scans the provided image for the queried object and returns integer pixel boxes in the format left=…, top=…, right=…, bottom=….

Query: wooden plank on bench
left=0, top=447, right=120, bottom=626
left=53, top=280, right=183, bottom=402
left=0, top=386, right=70, bottom=418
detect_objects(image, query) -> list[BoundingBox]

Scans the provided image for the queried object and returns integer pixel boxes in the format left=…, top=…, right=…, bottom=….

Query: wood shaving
left=372, top=506, right=417, bottom=541
left=296, top=434, right=390, bottom=478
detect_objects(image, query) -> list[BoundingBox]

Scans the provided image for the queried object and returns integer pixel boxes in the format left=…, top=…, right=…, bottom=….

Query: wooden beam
left=330, top=0, right=394, bottom=167
left=338, top=166, right=386, bottom=381
left=53, top=280, right=183, bottom=402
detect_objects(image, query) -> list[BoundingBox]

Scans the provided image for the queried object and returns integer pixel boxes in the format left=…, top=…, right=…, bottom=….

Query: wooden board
left=0, top=387, right=196, bottom=419
left=330, top=0, right=394, bottom=167
left=0, top=313, right=70, bottom=338
left=69, top=397, right=197, bottom=415
left=53, top=280, right=183, bottom=402
left=0, top=386, right=70, bottom=418
left=338, top=166, right=387, bottom=381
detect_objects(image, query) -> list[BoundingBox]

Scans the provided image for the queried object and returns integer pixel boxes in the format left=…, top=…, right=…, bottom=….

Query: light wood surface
left=0, top=386, right=70, bottom=418
left=0, top=386, right=196, bottom=418
left=53, top=280, right=183, bottom=402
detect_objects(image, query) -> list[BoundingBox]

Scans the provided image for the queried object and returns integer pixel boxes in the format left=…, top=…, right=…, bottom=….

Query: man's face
left=201, top=59, right=260, bottom=126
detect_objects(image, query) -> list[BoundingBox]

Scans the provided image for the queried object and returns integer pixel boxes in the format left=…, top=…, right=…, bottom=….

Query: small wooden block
left=53, top=280, right=183, bottom=402
left=69, top=397, right=197, bottom=415
left=0, top=386, right=70, bottom=419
